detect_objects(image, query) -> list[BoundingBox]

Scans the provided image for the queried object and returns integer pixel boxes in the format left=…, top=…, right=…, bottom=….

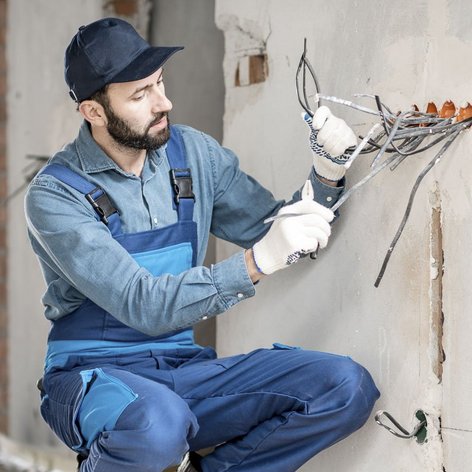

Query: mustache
left=148, top=112, right=168, bottom=129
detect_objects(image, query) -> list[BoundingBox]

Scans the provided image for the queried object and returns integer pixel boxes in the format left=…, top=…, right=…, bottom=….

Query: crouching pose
left=26, top=17, right=379, bottom=472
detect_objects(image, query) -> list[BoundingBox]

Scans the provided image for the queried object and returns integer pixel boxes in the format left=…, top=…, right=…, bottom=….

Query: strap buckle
left=169, top=168, right=195, bottom=204
left=85, top=187, right=118, bottom=225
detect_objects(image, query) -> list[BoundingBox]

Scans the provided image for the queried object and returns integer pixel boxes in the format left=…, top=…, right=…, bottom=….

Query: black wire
left=400, top=129, right=461, bottom=156
left=373, top=96, right=454, bottom=158
left=375, top=95, right=414, bottom=157
left=296, top=55, right=313, bottom=117
left=302, top=53, right=322, bottom=100
left=302, top=39, right=310, bottom=114
left=389, top=137, right=425, bottom=171
left=295, top=39, right=322, bottom=117
left=364, top=119, right=471, bottom=158
left=364, top=138, right=413, bottom=154
left=374, top=130, right=461, bottom=287
left=293, top=55, right=472, bottom=284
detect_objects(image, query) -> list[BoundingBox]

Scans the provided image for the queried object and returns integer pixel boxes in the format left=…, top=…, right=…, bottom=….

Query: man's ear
left=79, top=100, right=107, bottom=127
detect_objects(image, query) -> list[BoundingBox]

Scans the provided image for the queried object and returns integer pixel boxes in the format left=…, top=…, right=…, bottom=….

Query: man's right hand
left=252, top=181, right=334, bottom=275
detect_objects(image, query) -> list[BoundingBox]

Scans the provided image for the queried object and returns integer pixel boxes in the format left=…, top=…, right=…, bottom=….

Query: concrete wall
left=152, top=0, right=224, bottom=348
left=7, top=0, right=223, bottom=456
left=152, top=0, right=224, bottom=142
left=6, top=1, right=472, bottom=471
left=215, top=1, right=472, bottom=471
left=7, top=0, right=103, bottom=451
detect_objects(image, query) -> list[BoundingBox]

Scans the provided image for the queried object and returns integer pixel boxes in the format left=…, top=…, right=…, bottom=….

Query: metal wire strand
left=375, top=410, right=427, bottom=439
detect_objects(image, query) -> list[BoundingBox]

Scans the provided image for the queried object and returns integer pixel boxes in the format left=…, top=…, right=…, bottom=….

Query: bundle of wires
left=296, top=40, right=472, bottom=286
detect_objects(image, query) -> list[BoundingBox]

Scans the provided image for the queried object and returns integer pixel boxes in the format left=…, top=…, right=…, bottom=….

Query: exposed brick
left=0, top=385, right=8, bottom=407
left=0, top=185, right=7, bottom=203
left=0, top=414, right=7, bottom=434
left=0, top=1, right=5, bottom=26
left=0, top=280, right=6, bottom=298
left=0, top=76, right=7, bottom=97
left=0, top=314, right=6, bottom=335
left=108, top=0, right=139, bottom=16
left=0, top=205, right=6, bottom=226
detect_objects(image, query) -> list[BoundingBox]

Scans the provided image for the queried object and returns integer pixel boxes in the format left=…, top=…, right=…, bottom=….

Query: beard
left=105, top=106, right=171, bottom=151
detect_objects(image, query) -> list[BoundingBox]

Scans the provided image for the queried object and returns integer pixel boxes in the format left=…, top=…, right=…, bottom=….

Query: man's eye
left=133, top=95, right=144, bottom=101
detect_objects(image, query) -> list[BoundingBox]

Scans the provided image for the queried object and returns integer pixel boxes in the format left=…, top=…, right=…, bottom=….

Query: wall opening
left=235, top=54, right=268, bottom=87
left=430, top=184, right=445, bottom=382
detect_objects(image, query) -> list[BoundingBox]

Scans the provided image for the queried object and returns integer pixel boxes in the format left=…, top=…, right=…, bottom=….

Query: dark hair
left=77, top=84, right=110, bottom=111
left=89, top=85, right=110, bottom=107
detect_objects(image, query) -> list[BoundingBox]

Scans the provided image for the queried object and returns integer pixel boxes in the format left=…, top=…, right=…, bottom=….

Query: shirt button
left=326, top=196, right=333, bottom=202
left=153, top=217, right=158, bottom=225
left=237, top=292, right=244, bottom=299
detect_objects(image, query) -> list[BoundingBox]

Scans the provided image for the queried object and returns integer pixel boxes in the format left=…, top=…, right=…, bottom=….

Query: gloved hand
left=253, top=181, right=334, bottom=275
left=304, top=106, right=358, bottom=182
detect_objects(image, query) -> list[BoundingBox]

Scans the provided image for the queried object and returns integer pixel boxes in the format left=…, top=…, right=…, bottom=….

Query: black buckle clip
left=169, top=168, right=195, bottom=204
left=85, top=187, right=117, bottom=225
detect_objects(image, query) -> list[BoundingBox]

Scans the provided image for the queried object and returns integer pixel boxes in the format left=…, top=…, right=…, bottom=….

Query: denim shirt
left=25, top=122, right=343, bottom=337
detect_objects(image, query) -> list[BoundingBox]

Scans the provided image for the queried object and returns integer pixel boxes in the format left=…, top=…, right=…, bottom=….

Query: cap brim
left=111, top=46, right=183, bottom=84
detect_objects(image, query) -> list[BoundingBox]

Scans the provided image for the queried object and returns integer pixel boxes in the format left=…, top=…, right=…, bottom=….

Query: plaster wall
left=215, top=1, right=472, bottom=471
left=7, top=0, right=103, bottom=450
left=6, top=1, right=472, bottom=470
left=152, top=0, right=224, bottom=348
left=6, top=0, right=223, bottom=457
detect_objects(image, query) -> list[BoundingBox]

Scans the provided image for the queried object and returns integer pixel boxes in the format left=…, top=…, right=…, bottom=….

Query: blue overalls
left=37, top=127, right=380, bottom=472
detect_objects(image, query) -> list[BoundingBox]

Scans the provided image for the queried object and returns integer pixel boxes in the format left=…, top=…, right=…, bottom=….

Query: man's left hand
left=304, top=106, right=358, bottom=182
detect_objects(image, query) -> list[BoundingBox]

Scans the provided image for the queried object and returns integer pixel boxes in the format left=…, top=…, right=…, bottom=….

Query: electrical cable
left=295, top=41, right=472, bottom=286
left=374, top=129, right=462, bottom=287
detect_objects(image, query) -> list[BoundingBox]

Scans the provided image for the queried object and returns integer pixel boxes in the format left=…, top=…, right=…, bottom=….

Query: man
left=25, top=17, right=379, bottom=472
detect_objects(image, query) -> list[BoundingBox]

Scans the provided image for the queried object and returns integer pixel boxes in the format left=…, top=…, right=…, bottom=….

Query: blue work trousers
left=41, top=345, right=380, bottom=472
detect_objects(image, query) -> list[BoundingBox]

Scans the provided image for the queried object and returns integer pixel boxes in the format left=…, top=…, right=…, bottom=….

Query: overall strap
left=39, top=164, right=122, bottom=236
left=167, top=126, right=195, bottom=222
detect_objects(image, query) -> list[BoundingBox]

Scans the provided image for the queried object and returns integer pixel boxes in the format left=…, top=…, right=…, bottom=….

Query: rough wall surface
left=7, top=0, right=103, bottom=451
left=7, top=0, right=222, bottom=458
left=215, top=1, right=472, bottom=471
left=152, top=0, right=224, bottom=348
left=5, top=1, right=472, bottom=470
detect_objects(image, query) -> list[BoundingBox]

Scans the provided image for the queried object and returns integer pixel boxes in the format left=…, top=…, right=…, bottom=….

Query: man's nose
left=151, top=87, right=172, bottom=113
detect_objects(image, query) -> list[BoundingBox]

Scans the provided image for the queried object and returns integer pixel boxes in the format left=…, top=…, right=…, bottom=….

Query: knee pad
left=105, top=383, right=199, bottom=470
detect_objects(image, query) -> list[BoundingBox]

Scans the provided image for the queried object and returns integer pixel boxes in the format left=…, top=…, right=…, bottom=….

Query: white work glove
left=304, top=106, right=358, bottom=181
left=253, top=181, right=334, bottom=275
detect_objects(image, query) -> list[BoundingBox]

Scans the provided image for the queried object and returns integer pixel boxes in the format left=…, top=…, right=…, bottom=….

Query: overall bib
left=37, top=127, right=380, bottom=471
left=38, top=127, right=204, bottom=463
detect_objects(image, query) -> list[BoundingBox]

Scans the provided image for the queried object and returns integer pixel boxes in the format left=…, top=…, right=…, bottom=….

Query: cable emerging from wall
left=296, top=41, right=472, bottom=286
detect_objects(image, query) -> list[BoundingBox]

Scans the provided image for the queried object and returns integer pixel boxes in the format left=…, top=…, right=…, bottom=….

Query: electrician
left=25, top=17, right=379, bottom=472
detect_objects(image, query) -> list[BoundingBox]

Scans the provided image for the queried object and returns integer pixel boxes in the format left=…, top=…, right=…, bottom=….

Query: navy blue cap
left=65, top=18, right=183, bottom=102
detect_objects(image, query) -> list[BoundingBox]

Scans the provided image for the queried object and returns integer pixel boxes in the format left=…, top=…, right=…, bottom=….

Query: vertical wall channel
left=429, top=184, right=446, bottom=471
left=430, top=184, right=445, bottom=382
